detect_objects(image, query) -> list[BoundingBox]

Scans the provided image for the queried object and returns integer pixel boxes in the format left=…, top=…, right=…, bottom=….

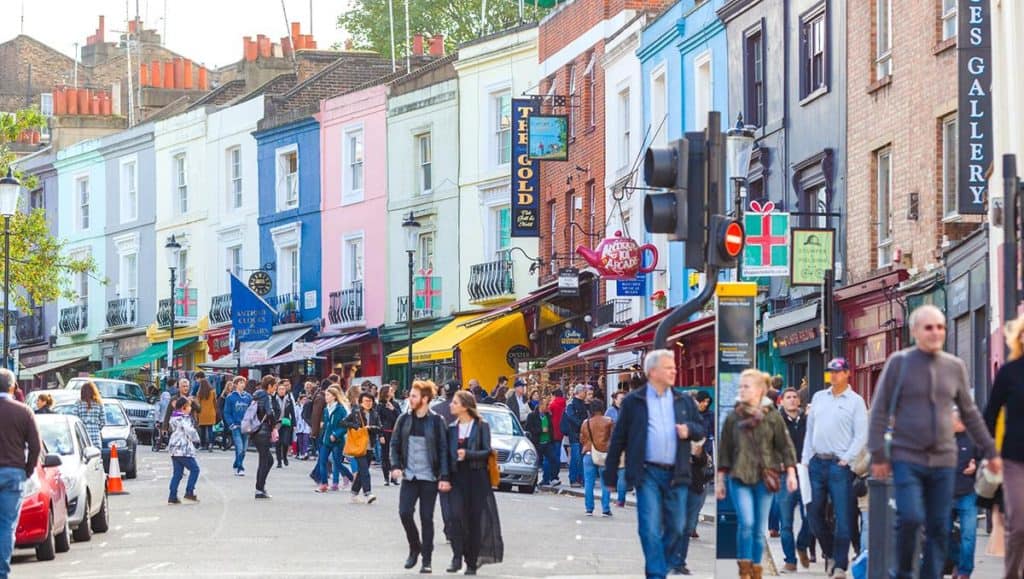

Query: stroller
left=151, top=391, right=171, bottom=452
left=212, top=421, right=233, bottom=451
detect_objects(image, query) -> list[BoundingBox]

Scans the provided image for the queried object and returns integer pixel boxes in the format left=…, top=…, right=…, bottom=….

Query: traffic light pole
left=1003, top=155, right=1021, bottom=350
left=653, top=265, right=721, bottom=349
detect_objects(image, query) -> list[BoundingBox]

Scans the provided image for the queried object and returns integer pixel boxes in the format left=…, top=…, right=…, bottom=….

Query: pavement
left=9, top=449, right=715, bottom=578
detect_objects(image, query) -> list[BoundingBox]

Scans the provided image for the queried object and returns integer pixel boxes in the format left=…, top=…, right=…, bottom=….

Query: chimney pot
left=291, top=22, right=301, bottom=42
left=151, top=59, right=162, bottom=87
left=164, top=61, right=174, bottom=88
left=66, top=88, right=78, bottom=115
left=97, top=15, right=105, bottom=43
left=429, top=34, right=445, bottom=56
left=53, top=86, right=67, bottom=115
left=281, top=36, right=293, bottom=57
left=173, top=57, right=185, bottom=89
left=413, top=34, right=424, bottom=56
left=183, top=59, right=193, bottom=89
left=139, top=63, right=149, bottom=87
left=198, top=67, right=209, bottom=90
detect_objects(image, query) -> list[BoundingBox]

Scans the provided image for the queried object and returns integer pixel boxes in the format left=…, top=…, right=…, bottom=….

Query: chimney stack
left=198, top=67, right=208, bottom=90
left=412, top=34, right=424, bottom=56
left=139, top=63, right=149, bottom=87
left=151, top=59, right=162, bottom=87
left=183, top=59, right=193, bottom=89
left=173, top=57, right=184, bottom=89
left=429, top=34, right=445, bottom=56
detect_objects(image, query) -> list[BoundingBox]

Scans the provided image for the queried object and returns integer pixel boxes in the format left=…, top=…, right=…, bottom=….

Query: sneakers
left=601, top=511, right=612, bottom=517
left=585, top=511, right=593, bottom=517
left=550, top=478, right=562, bottom=487
left=330, top=483, right=339, bottom=492
left=184, top=494, right=199, bottom=502
left=831, top=569, right=848, bottom=579
left=235, top=469, right=245, bottom=477
left=168, top=497, right=181, bottom=504
left=570, top=482, right=583, bottom=488
left=255, top=491, right=271, bottom=499
left=783, top=563, right=798, bottom=572
left=351, top=494, right=365, bottom=504
left=365, top=494, right=377, bottom=504
left=315, top=485, right=329, bottom=493
left=404, top=549, right=420, bottom=569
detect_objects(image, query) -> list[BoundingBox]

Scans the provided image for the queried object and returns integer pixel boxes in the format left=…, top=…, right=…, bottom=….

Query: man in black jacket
left=562, top=384, right=589, bottom=487
left=777, top=387, right=814, bottom=571
left=604, top=350, right=705, bottom=579
left=390, top=380, right=451, bottom=574
left=0, top=369, right=40, bottom=577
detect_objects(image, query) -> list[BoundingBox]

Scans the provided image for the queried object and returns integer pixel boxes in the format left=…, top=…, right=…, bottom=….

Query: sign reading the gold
left=511, top=98, right=540, bottom=237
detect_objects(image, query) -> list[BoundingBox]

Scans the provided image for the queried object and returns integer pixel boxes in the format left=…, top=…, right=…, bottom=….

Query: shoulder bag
left=881, top=352, right=908, bottom=462
left=586, top=419, right=608, bottom=466
left=343, top=410, right=370, bottom=457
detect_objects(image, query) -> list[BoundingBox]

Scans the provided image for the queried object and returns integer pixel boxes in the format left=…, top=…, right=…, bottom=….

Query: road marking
left=575, top=534, right=582, bottom=541
left=122, top=531, right=151, bottom=539
left=133, top=516, right=159, bottom=523
left=520, top=561, right=558, bottom=570
left=101, top=548, right=136, bottom=557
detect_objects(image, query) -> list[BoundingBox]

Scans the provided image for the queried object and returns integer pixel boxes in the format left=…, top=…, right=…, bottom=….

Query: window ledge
left=933, top=37, right=956, bottom=56
left=867, top=75, right=892, bottom=95
left=799, top=86, right=829, bottom=107
left=942, top=212, right=962, bottom=224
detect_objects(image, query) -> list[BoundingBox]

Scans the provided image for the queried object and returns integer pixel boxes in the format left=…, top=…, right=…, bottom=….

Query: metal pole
left=1003, top=154, right=1020, bottom=348
left=733, top=177, right=744, bottom=281
left=653, top=266, right=721, bottom=349
left=3, top=216, right=10, bottom=371
left=406, top=250, right=414, bottom=391
left=168, top=267, right=175, bottom=384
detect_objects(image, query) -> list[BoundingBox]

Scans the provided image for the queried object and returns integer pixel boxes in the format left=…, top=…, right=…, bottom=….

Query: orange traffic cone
left=106, top=444, right=127, bottom=495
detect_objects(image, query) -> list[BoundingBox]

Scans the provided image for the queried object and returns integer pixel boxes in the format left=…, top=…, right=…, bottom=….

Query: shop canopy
left=95, top=337, right=199, bottom=377
left=606, top=315, right=715, bottom=355
left=200, top=327, right=310, bottom=369
left=544, top=345, right=584, bottom=370
left=258, top=331, right=373, bottom=366
left=577, top=309, right=673, bottom=360
left=20, top=357, right=88, bottom=379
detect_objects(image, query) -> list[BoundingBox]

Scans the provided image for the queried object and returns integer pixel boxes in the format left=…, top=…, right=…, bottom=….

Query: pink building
left=317, top=84, right=389, bottom=377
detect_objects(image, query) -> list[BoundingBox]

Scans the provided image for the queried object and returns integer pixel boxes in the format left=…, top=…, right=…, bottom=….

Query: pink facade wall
left=318, top=85, right=389, bottom=328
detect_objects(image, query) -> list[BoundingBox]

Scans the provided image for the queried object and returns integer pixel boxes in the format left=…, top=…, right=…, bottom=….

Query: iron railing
left=396, top=295, right=437, bottom=323
left=468, top=251, right=514, bottom=304
left=594, top=298, right=634, bottom=329
left=16, top=307, right=45, bottom=345
left=58, top=304, right=88, bottom=335
left=156, top=298, right=197, bottom=328
left=106, top=297, right=138, bottom=329
left=328, top=282, right=363, bottom=326
left=209, top=293, right=232, bottom=326
left=269, top=293, right=302, bottom=325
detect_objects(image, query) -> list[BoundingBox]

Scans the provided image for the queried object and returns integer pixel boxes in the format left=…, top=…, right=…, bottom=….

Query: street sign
left=616, top=273, right=646, bottom=297
left=791, top=228, right=835, bottom=286
left=247, top=271, right=272, bottom=296
left=558, top=267, right=580, bottom=297
left=242, top=347, right=268, bottom=365
left=231, top=274, right=274, bottom=342
left=723, top=221, right=744, bottom=257
left=743, top=209, right=790, bottom=277
left=291, top=341, right=316, bottom=359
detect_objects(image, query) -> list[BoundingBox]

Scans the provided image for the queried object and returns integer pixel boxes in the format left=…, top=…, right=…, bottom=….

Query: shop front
left=254, top=329, right=380, bottom=386
left=835, top=270, right=908, bottom=405
left=22, top=342, right=102, bottom=388
left=605, top=316, right=716, bottom=388
left=15, top=343, right=51, bottom=392
left=144, top=317, right=211, bottom=381
left=763, top=301, right=824, bottom=393
left=95, top=337, right=199, bottom=387
left=943, top=228, right=989, bottom=405
left=199, top=325, right=312, bottom=375
left=381, top=316, right=452, bottom=388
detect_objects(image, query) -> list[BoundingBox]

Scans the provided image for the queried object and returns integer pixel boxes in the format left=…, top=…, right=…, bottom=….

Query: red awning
left=545, top=345, right=585, bottom=370
left=577, top=309, right=674, bottom=360
left=606, top=315, right=715, bottom=354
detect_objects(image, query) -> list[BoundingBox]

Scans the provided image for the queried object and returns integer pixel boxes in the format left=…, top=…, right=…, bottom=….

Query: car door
left=75, top=422, right=105, bottom=514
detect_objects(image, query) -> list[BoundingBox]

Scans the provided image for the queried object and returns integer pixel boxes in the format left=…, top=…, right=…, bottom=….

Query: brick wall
left=846, top=0, right=974, bottom=283
left=0, top=36, right=77, bottom=111
left=539, top=0, right=666, bottom=62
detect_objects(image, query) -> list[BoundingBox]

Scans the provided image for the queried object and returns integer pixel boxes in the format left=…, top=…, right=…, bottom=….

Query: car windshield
left=37, top=421, right=74, bottom=456
left=481, top=409, right=523, bottom=436
left=54, top=403, right=129, bottom=427
left=90, top=382, right=146, bottom=402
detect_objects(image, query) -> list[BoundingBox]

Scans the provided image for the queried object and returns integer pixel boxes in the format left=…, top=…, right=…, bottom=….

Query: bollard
left=867, top=476, right=896, bottom=578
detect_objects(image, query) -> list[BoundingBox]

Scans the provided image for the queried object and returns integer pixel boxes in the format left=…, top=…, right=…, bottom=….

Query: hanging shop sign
left=506, top=345, right=532, bottom=369
left=248, top=271, right=273, bottom=296
left=560, top=328, right=585, bottom=351
left=715, top=282, right=757, bottom=429
left=743, top=201, right=790, bottom=277
left=791, top=228, right=835, bottom=286
left=957, top=0, right=991, bottom=215
left=291, top=341, right=317, bottom=359
left=774, top=321, right=821, bottom=356
left=558, top=267, right=580, bottom=297
left=231, top=274, right=274, bottom=342
left=616, top=272, right=646, bottom=297
left=511, top=98, right=541, bottom=237
left=528, top=115, right=569, bottom=161
left=577, top=230, right=659, bottom=280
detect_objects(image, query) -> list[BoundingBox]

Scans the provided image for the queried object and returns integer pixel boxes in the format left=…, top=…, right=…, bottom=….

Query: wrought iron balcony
left=209, top=293, right=232, bottom=326
left=58, top=304, right=88, bottom=335
left=106, top=297, right=138, bottom=329
left=396, top=295, right=437, bottom=323
left=269, top=293, right=302, bottom=325
left=468, top=252, right=514, bottom=305
left=594, top=298, right=634, bottom=329
left=16, top=307, right=45, bottom=345
left=327, top=282, right=363, bottom=326
left=157, top=298, right=197, bottom=329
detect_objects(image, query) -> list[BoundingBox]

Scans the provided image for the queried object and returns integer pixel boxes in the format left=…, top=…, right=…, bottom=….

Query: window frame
left=875, top=147, right=893, bottom=267
left=226, top=245, right=243, bottom=290
left=584, top=52, right=597, bottom=129
left=120, top=252, right=138, bottom=298
left=120, top=157, right=138, bottom=224
left=416, top=132, right=432, bottom=195
left=875, top=0, right=893, bottom=80
left=941, top=0, right=957, bottom=41
left=941, top=115, right=959, bottom=219
left=228, top=146, right=243, bottom=209
left=799, top=2, right=829, bottom=101
left=618, top=87, right=631, bottom=170
left=76, top=176, right=90, bottom=230
left=342, top=233, right=365, bottom=289
left=176, top=249, right=189, bottom=288
left=173, top=153, right=188, bottom=215
left=342, top=127, right=364, bottom=204
left=743, top=22, right=766, bottom=128
left=275, top=144, right=299, bottom=211
left=549, top=200, right=558, bottom=275
left=693, top=51, right=713, bottom=130
left=417, top=231, right=435, bottom=272
left=492, top=90, right=512, bottom=167
left=649, top=65, right=668, bottom=147
left=493, top=205, right=512, bottom=259
left=567, top=64, right=577, bottom=140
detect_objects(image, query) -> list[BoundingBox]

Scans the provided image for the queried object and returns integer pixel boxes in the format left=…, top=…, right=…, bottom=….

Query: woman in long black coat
left=446, top=390, right=503, bottom=575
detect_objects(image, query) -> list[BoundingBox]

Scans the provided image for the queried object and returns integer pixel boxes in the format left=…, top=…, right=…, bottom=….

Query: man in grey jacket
left=868, top=305, right=1002, bottom=579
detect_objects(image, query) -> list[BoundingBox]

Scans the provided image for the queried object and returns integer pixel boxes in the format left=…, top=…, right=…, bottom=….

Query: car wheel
left=497, top=483, right=512, bottom=492
left=55, top=515, right=71, bottom=553
left=125, top=455, right=138, bottom=479
left=518, top=484, right=536, bottom=494
left=72, top=495, right=92, bottom=542
left=35, top=511, right=56, bottom=561
left=90, top=493, right=109, bottom=533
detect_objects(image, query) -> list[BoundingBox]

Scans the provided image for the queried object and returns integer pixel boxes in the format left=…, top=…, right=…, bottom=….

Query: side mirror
left=83, top=447, right=101, bottom=461
left=43, top=453, right=62, bottom=468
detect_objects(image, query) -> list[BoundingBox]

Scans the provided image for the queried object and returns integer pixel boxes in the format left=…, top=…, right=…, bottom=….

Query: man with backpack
left=223, top=376, right=253, bottom=477
left=562, top=384, right=590, bottom=488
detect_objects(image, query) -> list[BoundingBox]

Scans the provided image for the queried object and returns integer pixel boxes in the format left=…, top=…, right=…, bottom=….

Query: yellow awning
left=387, top=316, right=489, bottom=365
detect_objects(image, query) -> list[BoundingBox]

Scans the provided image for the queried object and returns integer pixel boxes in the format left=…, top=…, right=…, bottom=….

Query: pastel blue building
left=638, top=0, right=729, bottom=308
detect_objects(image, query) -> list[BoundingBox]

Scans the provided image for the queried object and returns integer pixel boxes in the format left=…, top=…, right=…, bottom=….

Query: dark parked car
left=53, top=400, right=138, bottom=479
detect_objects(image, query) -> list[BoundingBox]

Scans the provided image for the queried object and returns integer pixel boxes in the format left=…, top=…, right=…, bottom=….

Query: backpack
left=301, top=399, right=314, bottom=424
left=240, top=400, right=263, bottom=434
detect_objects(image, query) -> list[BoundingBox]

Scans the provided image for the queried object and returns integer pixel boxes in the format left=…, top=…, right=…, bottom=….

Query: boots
left=737, top=559, right=753, bottom=579
left=751, top=563, right=763, bottom=579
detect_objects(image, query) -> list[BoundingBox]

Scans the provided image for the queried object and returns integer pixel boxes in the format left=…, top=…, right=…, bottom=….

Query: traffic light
left=643, top=138, right=689, bottom=240
left=708, top=215, right=744, bottom=268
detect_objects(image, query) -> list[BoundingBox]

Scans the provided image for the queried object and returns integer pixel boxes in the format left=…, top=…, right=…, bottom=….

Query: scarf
left=734, top=401, right=766, bottom=431
left=327, top=401, right=338, bottom=415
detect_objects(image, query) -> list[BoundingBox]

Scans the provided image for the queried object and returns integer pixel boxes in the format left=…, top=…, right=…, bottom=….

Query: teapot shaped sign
left=576, top=231, right=658, bottom=280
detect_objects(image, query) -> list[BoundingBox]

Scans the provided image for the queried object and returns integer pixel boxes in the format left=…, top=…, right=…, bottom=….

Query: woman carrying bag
left=272, top=380, right=296, bottom=468
left=343, top=392, right=381, bottom=504
left=716, top=369, right=798, bottom=579
left=314, top=387, right=353, bottom=492
left=446, top=390, right=503, bottom=575
left=580, top=399, right=614, bottom=517
left=195, top=378, right=218, bottom=452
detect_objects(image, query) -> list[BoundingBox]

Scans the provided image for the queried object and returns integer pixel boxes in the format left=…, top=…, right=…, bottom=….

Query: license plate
left=498, top=464, right=506, bottom=473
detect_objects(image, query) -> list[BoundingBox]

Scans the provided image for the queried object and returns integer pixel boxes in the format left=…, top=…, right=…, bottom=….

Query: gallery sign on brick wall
left=958, top=0, right=991, bottom=215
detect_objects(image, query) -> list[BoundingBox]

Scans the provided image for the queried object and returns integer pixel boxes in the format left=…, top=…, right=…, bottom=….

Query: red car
left=15, top=448, right=71, bottom=561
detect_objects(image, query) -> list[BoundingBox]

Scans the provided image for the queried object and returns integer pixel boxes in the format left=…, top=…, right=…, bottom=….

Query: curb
left=539, top=486, right=715, bottom=523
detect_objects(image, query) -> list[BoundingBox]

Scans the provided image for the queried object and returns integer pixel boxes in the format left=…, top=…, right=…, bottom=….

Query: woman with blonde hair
left=985, top=316, right=1024, bottom=577
left=716, top=369, right=798, bottom=579
left=74, top=381, right=105, bottom=448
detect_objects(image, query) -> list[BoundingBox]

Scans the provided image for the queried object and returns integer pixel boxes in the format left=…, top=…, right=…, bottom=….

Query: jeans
left=617, top=469, right=628, bottom=504
left=169, top=456, right=199, bottom=499
left=295, top=433, right=310, bottom=457
left=769, top=492, right=781, bottom=532
left=230, top=427, right=248, bottom=471
left=670, top=488, right=707, bottom=570
left=254, top=433, right=273, bottom=492
left=275, top=426, right=293, bottom=465
left=198, top=425, right=213, bottom=449
left=729, top=477, right=774, bottom=563
left=540, top=442, right=560, bottom=484
left=315, top=444, right=352, bottom=485
left=583, top=454, right=610, bottom=514
left=568, top=441, right=583, bottom=484
left=807, top=456, right=854, bottom=570
left=636, top=465, right=689, bottom=579
left=777, top=473, right=812, bottom=565
left=891, top=461, right=955, bottom=579
left=947, top=492, right=978, bottom=576
left=0, top=467, right=25, bottom=579
left=351, top=455, right=372, bottom=495
left=399, top=480, right=439, bottom=562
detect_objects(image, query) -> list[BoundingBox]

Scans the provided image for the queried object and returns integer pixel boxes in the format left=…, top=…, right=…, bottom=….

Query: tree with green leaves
left=0, top=107, right=99, bottom=313
left=337, top=0, right=550, bottom=59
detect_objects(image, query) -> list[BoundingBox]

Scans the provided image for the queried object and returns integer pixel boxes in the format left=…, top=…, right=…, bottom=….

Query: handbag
left=343, top=411, right=370, bottom=457
left=586, top=419, right=607, bottom=466
left=975, top=460, right=1003, bottom=499
left=487, top=450, right=501, bottom=488
left=881, top=352, right=908, bottom=462
left=762, top=467, right=782, bottom=493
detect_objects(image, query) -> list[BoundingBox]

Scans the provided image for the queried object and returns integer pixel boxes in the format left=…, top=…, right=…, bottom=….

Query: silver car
left=64, top=378, right=156, bottom=443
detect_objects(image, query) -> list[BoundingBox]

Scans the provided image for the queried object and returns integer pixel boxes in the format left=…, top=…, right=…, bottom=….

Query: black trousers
left=399, top=479, right=439, bottom=562
left=352, top=455, right=372, bottom=495
left=440, top=489, right=454, bottom=542
left=381, top=431, right=393, bottom=479
left=450, top=466, right=489, bottom=568
left=275, top=426, right=294, bottom=464
left=253, top=433, right=273, bottom=492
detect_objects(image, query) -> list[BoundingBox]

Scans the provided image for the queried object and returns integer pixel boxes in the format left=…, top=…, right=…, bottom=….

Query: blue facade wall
left=254, top=117, right=323, bottom=326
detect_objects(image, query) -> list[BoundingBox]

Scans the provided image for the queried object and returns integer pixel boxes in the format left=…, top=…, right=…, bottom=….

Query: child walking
left=295, top=394, right=312, bottom=460
left=168, top=397, right=201, bottom=504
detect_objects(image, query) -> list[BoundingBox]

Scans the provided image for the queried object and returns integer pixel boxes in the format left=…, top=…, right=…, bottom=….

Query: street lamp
left=0, top=168, right=21, bottom=371
left=164, top=235, right=181, bottom=383
left=726, top=113, right=756, bottom=279
left=401, top=211, right=421, bottom=391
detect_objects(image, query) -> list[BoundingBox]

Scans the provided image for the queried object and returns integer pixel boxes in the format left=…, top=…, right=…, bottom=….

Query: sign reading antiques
left=715, top=283, right=757, bottom=429
left=231, top=274, right=274, bottom=342
left=248, top=271, right=273, bottom=296
left=790, top=228, right=835, bottom=286
left=511, top=98, right=541, bottom=237
left=958, top=0, right=991, bottom=215
left=743, top=202, right=790, bottom=277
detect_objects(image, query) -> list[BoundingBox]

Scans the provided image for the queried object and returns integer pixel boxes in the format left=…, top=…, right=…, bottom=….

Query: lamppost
left=0, top=169, right=21, bottom=371
left=401, top=212, right=421, bottom=390
left=165, top=235, right=181, bottom=383
left=726, top=113, right=756, bottom=280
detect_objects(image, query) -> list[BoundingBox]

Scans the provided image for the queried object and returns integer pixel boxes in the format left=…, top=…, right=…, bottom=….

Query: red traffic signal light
left=722, top=220, right=744, bottom=258
left=708, top=215, right=744, bottom=268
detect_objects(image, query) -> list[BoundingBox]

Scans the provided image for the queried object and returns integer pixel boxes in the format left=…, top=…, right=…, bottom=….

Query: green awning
left=95, top=337, right=198, bottom=377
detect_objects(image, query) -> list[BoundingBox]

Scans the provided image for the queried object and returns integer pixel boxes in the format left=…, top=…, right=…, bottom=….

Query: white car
left=34, top=414, right=110, bottom=542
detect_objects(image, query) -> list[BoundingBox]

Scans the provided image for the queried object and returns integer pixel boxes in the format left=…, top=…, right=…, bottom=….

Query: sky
left=0, top=0, right=351, bottom=69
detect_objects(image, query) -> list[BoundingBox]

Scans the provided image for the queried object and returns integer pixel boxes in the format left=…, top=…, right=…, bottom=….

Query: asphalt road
left=9, top=449, right=718, bottom=579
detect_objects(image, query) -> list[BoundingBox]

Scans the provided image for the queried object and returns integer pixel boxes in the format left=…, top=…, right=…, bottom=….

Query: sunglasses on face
left=922, top=324, right=946, bottom=332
